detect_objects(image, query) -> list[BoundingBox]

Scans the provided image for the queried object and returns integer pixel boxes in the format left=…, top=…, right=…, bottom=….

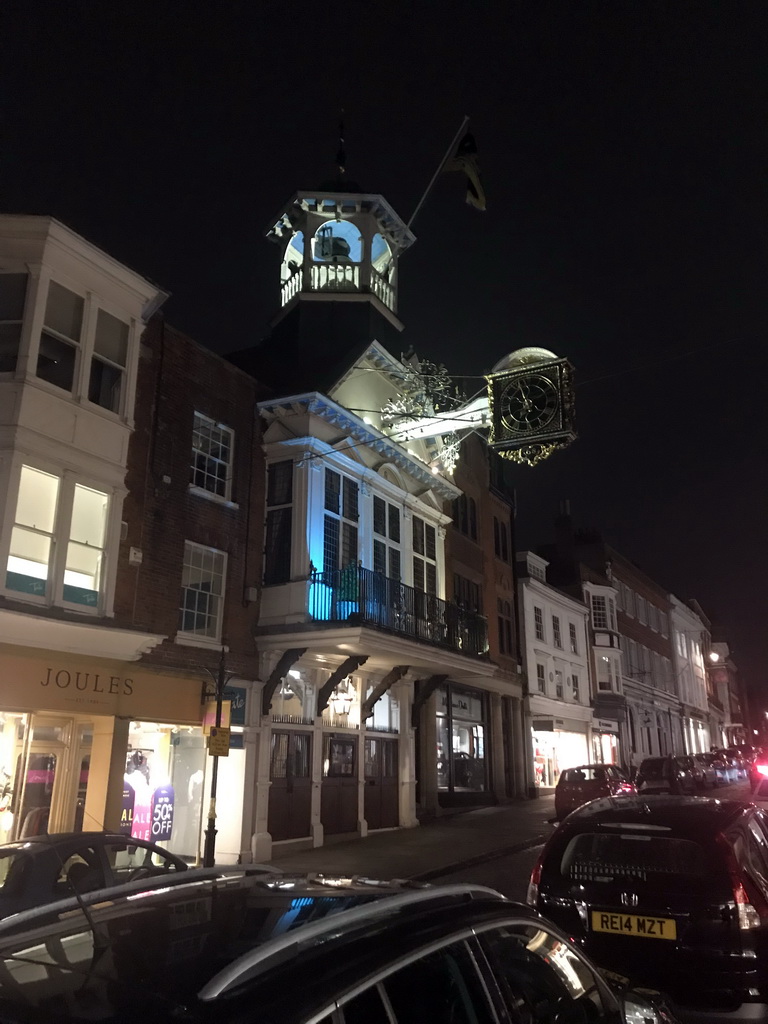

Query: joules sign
left=40, top=667, right=134, bottom=695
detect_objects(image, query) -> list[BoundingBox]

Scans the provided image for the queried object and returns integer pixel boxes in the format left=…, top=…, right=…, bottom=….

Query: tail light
left=716, top=832, right=768, bottom=930
left=755, top=764, right=768, bottom=777
left=526, top=851, right=544, bottom=907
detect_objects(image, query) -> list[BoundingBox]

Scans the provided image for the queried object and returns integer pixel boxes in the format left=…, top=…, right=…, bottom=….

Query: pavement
left=267, top=793, right=556, bottom=882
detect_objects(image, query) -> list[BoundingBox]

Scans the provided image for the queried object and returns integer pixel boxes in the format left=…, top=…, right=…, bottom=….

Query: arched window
left=312, top=221, right=362, bottom=263
left=280, top=231, right=304, bottom=283
left=372, top=232, right=393, bottom=277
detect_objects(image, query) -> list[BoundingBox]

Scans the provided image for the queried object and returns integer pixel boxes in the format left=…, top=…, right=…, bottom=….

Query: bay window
left=0, top=273, right=28, bottom=374
left=89, top=309, right=129, bottom=413
left=5, top=465, right=110, bottom=608
left=37, top=281, right=83, bottom=392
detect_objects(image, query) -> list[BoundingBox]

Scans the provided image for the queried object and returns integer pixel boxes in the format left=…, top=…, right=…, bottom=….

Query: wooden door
left=268, top=731, right=311, bottom=841
left=364, top=737, right=399, bottom=830
left=320, top=736, right=357, bottom=835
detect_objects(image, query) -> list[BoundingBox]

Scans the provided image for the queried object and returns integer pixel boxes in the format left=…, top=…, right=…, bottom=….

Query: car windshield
left=561, top=768, right=609, bottom=784
left=560, top=831, right=714, bottom=892
left=638, top=759, right=670, bottom=777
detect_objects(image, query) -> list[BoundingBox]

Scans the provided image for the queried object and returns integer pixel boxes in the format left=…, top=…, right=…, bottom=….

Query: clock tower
left=235, top=183, right=416, bottom=392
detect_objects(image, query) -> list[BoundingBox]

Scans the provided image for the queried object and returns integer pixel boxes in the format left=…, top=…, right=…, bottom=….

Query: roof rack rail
left=199, top=883, right=505, bottom=1000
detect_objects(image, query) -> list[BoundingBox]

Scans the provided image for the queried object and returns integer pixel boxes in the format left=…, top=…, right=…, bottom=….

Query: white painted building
left=669, top=595, right=711, bottom=753
left=516, top=551, right=592, bottom=789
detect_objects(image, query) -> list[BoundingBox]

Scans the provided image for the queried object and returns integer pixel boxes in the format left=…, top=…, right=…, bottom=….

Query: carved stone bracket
left=317, top=655, right=369, bottom=715
left=360, top=665, right=409, bottom=721
left=261, top=648, right=307, bottom=716
left=411, top=674, right=448, bottom=728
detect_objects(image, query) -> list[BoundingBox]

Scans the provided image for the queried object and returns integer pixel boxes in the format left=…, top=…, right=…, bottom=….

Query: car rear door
left=538, top=821, right=740, bottom=1002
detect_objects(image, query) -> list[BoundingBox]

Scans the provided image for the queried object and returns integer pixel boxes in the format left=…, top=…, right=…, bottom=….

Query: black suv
left=0, top=869, right=677, bottom=1023
left=528, top=795, right=768, bottom=1019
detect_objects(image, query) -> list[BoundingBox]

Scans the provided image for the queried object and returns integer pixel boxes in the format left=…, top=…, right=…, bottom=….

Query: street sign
left=207, top=726, right=231, bottom=756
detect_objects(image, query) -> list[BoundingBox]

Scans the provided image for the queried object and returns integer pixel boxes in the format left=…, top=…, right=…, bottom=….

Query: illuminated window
left=0, top=273, right=28, bottom=373
left=191, top=412, right=234, bottom=500
left=179, top=542, right=226, bottom=640
left=597, top=655, right=615, bottom=692
left=5, top=465, right=109, bottom=609
left=323, top=469, right=358, bottom=576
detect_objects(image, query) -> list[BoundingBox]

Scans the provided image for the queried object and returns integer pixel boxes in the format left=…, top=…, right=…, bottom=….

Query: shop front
left=0, top=645, right=248, bottom=863
left=591, top=719, right=620, bottom=766
left=436, top=682, right=491, bottom=806
left=531, top=718, right=590, bottom=789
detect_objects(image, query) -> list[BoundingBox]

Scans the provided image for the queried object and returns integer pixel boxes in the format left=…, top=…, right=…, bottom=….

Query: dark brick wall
left=114, top=317, right=265, bottom=680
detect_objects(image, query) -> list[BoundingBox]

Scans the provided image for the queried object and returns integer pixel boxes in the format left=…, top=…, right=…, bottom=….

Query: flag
left=445, top=132, right=486, bottom=211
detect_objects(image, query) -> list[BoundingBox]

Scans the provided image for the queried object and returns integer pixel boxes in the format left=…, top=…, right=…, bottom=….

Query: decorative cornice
left=259, top=392, right=460, bottom=500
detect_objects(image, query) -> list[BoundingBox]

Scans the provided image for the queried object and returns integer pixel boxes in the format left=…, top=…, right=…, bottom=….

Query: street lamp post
left=202, top=646, right=234, bottom=868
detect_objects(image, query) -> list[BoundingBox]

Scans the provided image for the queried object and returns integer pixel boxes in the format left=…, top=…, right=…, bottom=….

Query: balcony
left=308, top=567, right=488, bottom=659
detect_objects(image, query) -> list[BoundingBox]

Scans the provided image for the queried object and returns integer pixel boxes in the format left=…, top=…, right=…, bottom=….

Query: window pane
left=179, top=544, right=225, bottom=638
left=0, top=274, right=27, bottom=320
left=388, top=503, right=400, bottom=542
left=425, top=524, right=436, bottom=561
left=44, top=281, right=83, bottom=341
left=88, top=358, right=122, bottom=412
left=413, top=517, right=424, bottom=554
left=389, top=548, right=401, bottom=580
left=323, top=515, right=339, bottom=575
left=191, top=413, right=233, bottom=499
left=70, top=486, right=108, bottom=547
left=93, top=309, right=128, bottom=366
left=7, top=527, right=52, bottom=593
left=341, top=523, right=358, bottom=568
left=37, top=331, right=76, bottom=391
left=264, top=508, right=292, bottom=584
left=343, top=477, right=358, bottom=521
left=324, top=469, right=340, bottom=513
left=0, top=323, right=21, bottom=373
left=373, top=539, right=386, bottom=575
left=373, top=496, right=386, bottom=536
left=383, top=941, right=495, bottom=1024
left=267, top=461, right=293, bottom=506
left=16, top=467, right=59, bottom=532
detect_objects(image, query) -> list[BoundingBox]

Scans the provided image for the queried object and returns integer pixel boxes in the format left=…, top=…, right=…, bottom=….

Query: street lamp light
left=708, top=651, right=721, bottom=664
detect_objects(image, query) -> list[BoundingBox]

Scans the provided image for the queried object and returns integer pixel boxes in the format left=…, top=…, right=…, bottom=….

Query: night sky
left=3, top=2, right=766, bottom=704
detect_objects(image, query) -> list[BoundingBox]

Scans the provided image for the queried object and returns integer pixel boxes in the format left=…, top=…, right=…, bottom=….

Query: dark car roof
left=1, top=831, right=150, bottom=850
left=0, top=873, right=520, bottom=1019
left=561, top=794, right=748, bottom=831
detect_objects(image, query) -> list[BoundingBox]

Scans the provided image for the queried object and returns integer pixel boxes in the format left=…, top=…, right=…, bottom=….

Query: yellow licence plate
left=591, top=910, right=677, bottom=940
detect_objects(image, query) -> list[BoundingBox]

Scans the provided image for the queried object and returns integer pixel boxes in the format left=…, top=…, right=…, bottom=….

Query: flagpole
left=407, top=115, right=470, bottom=231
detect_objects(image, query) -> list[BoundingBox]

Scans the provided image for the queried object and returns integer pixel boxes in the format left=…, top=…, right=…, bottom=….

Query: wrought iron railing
left=308, top=567, right=488, bottom=658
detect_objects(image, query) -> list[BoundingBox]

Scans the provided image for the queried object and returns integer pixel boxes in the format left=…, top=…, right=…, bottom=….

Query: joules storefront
left=0, top=643, right=227, bottom=862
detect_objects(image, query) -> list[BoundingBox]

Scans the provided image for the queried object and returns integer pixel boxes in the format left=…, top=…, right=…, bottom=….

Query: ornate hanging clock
left=487, top=348, right=576, bottom=466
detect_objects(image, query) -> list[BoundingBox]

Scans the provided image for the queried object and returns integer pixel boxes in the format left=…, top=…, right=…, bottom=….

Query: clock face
left=499, top=374, right=559, bottom=433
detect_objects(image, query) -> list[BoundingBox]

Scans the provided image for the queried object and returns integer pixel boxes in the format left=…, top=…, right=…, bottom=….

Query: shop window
left=0, top=273, right=28, bottom=373
left=89, top=309, right=128, bottom=413
left=436, top=684, right=487, bottom=794
left=190, top=411, right=234, bottom=500
left=552, top=615, right=562, bottom=649
left=590, top=594, right=616, bottom=631
left=5, top=466, right=109, bottom=609
left=264, top=461, right=293, bottom=585
left=179, top=542, right=226, bottom=640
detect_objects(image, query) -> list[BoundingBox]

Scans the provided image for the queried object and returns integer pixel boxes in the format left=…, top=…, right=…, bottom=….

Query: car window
left=381, top=940, right=496, bottom=1024
left=745, top=820, right=768, bottom=895
left=102, top=839, right=180, bottom=884
left=561, top=768, right=607, bottom=784
left=0, top=849, right=31, bottom=897
left=480, top=922, right=609, bottom=1023
left=559, top=832, right=721, bottom=894
left=55, top=845, right=106, bottom=896
left=341, top=984, right=392, bottom=1023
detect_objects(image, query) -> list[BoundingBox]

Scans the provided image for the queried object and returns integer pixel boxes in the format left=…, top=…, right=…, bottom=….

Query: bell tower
left=241, top=186, right=416, bottom=392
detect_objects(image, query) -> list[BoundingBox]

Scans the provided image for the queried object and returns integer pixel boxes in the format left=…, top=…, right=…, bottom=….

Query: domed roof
left=491, top=347, right=559, bottom=373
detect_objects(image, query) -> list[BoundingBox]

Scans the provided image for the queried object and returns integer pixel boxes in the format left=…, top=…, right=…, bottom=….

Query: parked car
left=750, top=753, right=768, bottom=791
left=528, top=794, right=768, bottom=1018
left=555, top=763, right=635, bottom=820
left=676, top=754, right=709, bottom=790
left=717, top=748, right=749, bottom=780
left=694, top=751, right=730, bottom=786
left=0, top=831, right=188, bottom=917
left=635, top=756, right=697, bottom=795
left=0, top=871, right=680, bottom=1023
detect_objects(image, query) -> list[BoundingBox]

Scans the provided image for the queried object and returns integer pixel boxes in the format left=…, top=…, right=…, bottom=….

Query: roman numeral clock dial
left=487, top=348, right=577, bottom=467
